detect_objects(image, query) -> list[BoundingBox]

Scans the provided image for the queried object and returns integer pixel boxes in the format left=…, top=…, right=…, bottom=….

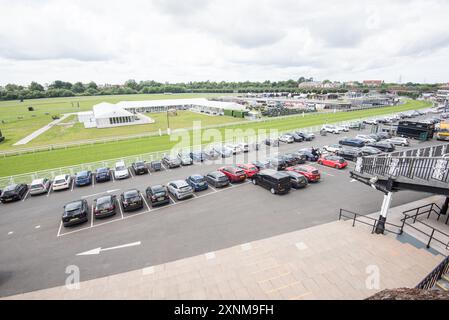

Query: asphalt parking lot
left=0, top=117, right=442, bottom=297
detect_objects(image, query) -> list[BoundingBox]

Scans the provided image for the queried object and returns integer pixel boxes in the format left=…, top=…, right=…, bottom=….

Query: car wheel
left=270, top=188, right=276, bottom=194
left=252, top=179, right=257, bottom=185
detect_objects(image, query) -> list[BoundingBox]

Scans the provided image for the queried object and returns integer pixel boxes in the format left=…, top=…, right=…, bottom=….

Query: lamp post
left=166, top=109, right=171, bottom=135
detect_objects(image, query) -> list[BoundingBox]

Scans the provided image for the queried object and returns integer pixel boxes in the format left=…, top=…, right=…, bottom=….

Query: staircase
left=352, top=143, right=449, bottom=196
left=416, top=254, right=449, bottom=291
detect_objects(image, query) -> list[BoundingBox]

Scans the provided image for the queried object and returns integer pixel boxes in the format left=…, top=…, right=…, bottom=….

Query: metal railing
left=338, top=209, right=403, bottom=235
left=416, top=254, right=449, bottom=289
left=402, top=203, right=442, bottom=223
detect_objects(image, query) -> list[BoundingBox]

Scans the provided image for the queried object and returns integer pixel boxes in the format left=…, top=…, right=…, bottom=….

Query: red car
left=237, top=163, right=259, bottom=178
left=218, top=166, right=247, bottom=182
left=317, top=155, right=348, bottom=169
left=286, top=165, right=321, bottom=182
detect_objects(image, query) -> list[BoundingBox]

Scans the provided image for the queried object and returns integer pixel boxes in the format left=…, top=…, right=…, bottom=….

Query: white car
left=338, top=125, right=349, bottom=132
left=323, top=144, right=342, bottom=153
left=30, top=178, right=51, bottom=195
left=321, top=125, right=342, bottom=134
left=52, top=174, right=72, bottom=191
left=363, top=119, right=378, bottom=125
left=355, top=135, right=377, bottom=144
left=114, top=161, right=130, bottom=180
left=385, top=137, right=410, bottom=146
left=278, top=134, right=294, bottom=143
left=167, top=180, right=194, bottom=200
left=238, top=143, right=249, bottom=153
left=225, top=144, right=243, bottom=154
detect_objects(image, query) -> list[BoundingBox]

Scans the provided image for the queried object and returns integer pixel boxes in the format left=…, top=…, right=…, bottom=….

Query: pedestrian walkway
left=13, top=113, right=74, bottom=146
left=3, top=198, right=444, bottom=300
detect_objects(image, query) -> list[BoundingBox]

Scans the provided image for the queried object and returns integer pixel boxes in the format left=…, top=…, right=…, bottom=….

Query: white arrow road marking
left=350, top=179, right=357, bottom=182
left=77, top=241, right=141, bottom=256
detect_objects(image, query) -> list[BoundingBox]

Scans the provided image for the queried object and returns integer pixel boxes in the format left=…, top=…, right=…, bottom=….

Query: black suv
left=0, top=184, right=28, bottom=203
left=132, top=161, right=148, bottom=175
left=120, top=189, right=144, bottom=212
left=62, top=199, right=89, bottom=227
left=251, top=169, right=292, bottom=195
left=336, top=148, right=362, bottom=161
left=146, top=185, right=170, bottom=207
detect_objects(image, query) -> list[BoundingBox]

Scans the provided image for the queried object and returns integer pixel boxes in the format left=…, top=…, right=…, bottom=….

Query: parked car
left=264, top=139, right=280, bottom=147
left=205, top=171, right=230, bottom=188
left=120, top=189, right=144, bottom=212
left=278, top=134, right=294, bottom=143
left=323, top=144, right=342, bottom=153
left=376, top=132, right=391, bottom=140
left=237, top=163, right=259, bottom=178
left=146, top=185, right=170, bottom=206
left=251, top=160, right=270, bottom=170
left=296, top=131, right=315, bottom=141
left=385, top=137, right=410, bottom=147
left=285, top=132, right=304, bottom=142
left=218, top=166, right=247, bottom=183
left=62, top=199, right=89, bottom=227
left=284, top=171, right=308, bottom=189
left=367, top=134, right=381, bottom=142
left=366, top=141, right=395, bottom=152
left=95, top=167, right=111, bottom=183
left=204, top=148, right=221, bottom=160
left=132, top=161, right=148, bottom=175
left=360, top=146, right=383, bottom=156
left=214, top=146, right=233, bottom=158
left=75, top=171, right=92, bottom=187
left=238, top=143, right=250, bottom=153
left=30, top=178, right=51, bottom=196
left=52, top=174, right=72, bottom=191
left=338, top=125, right=350, bottom=132
left=363, top=119, right=378, bottom=125
left=286, top=165, right=321, bottom=182
left=0, top=184, right=28, bottom=203
left=296, top=148, right=320, bottom=161
left=150, top=160, right=162, bottom=171
left=339, top=138, right=365, bottom=148
left=355, top=135, right=377, bottom=144
left=267, top=157, right=287, bottom=171
left=190, top=151, right=207, bottom=162
left=321, top=124, right=342, bottom=134
left=167, top=180, right=194, bottom=200
left=317, top=155, right=348, bottom=169
left=114, top=161, right=130, bottom=179
left=177, top=152, right=193, bottom=166
left=251, top=169, right=292, bottom=195
left=93, top=195, right=117, bottom=219
left=348, top=121, right=364, bottom=129
left=186, top=174, right=209, bottom=192
left=225, top=144, right=243, bottom=154
left=162, top=155, right=182, bottom=168
left=282, top=153, right=304, bottom=166
left=336, top=148, right=362, bottom=161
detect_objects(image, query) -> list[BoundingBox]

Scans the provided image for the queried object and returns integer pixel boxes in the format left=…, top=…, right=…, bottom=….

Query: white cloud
left=0, top=0, right=448, bottom=85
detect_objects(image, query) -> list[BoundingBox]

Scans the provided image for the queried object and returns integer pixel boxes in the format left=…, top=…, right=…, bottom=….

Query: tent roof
left=93, top=103, right=134, bottom=118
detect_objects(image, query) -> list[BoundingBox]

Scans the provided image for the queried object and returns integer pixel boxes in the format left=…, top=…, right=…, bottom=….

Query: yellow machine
left=436, top=121, right=449, bottom=141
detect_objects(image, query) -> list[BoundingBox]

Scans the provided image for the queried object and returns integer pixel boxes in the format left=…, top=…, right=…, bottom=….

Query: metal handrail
left=416, top=254, right=449, bottom=289
left=338, top=209, right=402, bottom=235
left=402, top=203, right=442, bottom=223
left=401, top=213, right=449, bottom=250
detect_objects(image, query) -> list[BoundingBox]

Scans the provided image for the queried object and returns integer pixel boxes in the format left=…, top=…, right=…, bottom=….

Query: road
left=0, top=121, right=441, bottom=297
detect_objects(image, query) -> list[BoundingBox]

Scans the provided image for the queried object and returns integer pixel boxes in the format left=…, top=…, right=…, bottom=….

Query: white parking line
left=118, top=200, right=124, bottom=219
left=8, top=231, right=14, bottom=236
left=71, top=179, right=75, bottom=192
left=140, top=192, right=151, bottom=212
left=92, top=176, right=95, bottom=188
left=22, top=188, right=30, bottom=202
left=35, top=225, right=41, bottom=229
left=208, top=184, right=218, bottom=193
left=57, top=221, right=62, bottom=237
left=129, top=168, right=134, bottom=178
left=161, top=163, right=170, bottom=171
left=168, top=193, right=178, bottom=203
left=47, top=183, right=53, bottom=197
left=90, top=205, right=94, bottom=227
left=111, top=171, right=115, bottom=183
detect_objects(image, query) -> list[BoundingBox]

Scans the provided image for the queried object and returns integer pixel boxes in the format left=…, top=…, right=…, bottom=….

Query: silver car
left=167, top=180, right=194, bottom=200
left=30, top=178, right=51, bottom=196
left=385, top=137, right=410, bottom=146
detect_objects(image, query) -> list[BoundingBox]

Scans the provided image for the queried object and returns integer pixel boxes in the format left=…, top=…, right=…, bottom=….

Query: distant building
left=363, top=80, right=384, bottom=87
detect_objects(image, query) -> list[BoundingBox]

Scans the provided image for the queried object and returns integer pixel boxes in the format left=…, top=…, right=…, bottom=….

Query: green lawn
left=0, top=93, right=231, bottom=150
left=0, top=99, right=431, bottom=177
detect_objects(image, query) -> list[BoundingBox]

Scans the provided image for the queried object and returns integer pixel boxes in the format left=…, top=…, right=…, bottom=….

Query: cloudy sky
left=1, top=0, right=448, bottom=85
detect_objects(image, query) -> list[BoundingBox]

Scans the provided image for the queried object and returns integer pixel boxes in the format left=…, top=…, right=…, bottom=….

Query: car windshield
left=31, top=184, right=42, bottom=189
left=151, top=186, right=166, bottom=193
left=4, top=185, right=17, bottom=191
left=97, top=168, right=108, bottom=173
left=77, top=171, right=88, bottom=178
left=54, top=179, right=66, bottom=184
left=66, top=201, right=82, bottom=211
left=124, top=190, right=139, bottom=199
left=96, top=197, right=112, bottom=209
left=191, top=176, right=204, bottom=182
left=135, top=162, right=145, bottom=167
left=116, top=166, right=126, bottom=171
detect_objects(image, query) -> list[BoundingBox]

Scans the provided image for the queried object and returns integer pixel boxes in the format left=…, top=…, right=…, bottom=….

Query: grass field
left=0, top=99, right=431, bottom=177
left=0, top=93, right=231, bottom=150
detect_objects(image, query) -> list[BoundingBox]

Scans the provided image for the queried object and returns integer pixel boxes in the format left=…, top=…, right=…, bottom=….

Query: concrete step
left=435, top=279, right=449, bottom=291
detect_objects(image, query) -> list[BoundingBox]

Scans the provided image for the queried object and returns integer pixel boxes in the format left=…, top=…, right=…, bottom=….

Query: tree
left=125, top=79, right=139, bottom=90
left=87, top=81, right=98, bottom=90
left=72, top=82, right=85, bottom=93
left=29, top=82, right=44, bottom=92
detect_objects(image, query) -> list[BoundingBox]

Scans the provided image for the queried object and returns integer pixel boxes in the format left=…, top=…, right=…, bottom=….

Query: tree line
left=0, top=78, right=443, bottom=101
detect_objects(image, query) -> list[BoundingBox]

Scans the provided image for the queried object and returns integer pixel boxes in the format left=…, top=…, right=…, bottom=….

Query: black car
left=93, top=195, right=117, bottom=219
left=360, top=146, right=383, bottom=156
left=251, top=169, right=292, bottom=195
left=337, top=148, right=362, bottom=161
left=190, top=151, right=207, bottom=162
left=146, top=185, right=170, bottom=206
left=267, top=157, right=287, bottom=170
left=95, top=167, right=111, bottom=183
left=296, top=131, right=315, bottom=141
left=376, top=132, right=391, bottom=140
left=339, top=138, right=365, bottom=148
left=366, top=141, right=395, bottom=152
left=62, top=200, right=89, bottom=227
left=132, top=161, right=148, bottom=175
left=0, top=184, right=28, bottom=203
left=284, top=171, right=308, bottom=189
left=120, top=189, right=144, bottom=212
left=282, top=153, right=305, bottom=166
left=286, top=132, right=304, bottom=142
left=150, top=160, right=162, bottom=171
left=296, top=148, right=320, bottom=161
left=251, top=160, right=270, bottom=170
left=264, top=139, right=279, bottom=147
left=205, top=171, right=230, bottom=188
